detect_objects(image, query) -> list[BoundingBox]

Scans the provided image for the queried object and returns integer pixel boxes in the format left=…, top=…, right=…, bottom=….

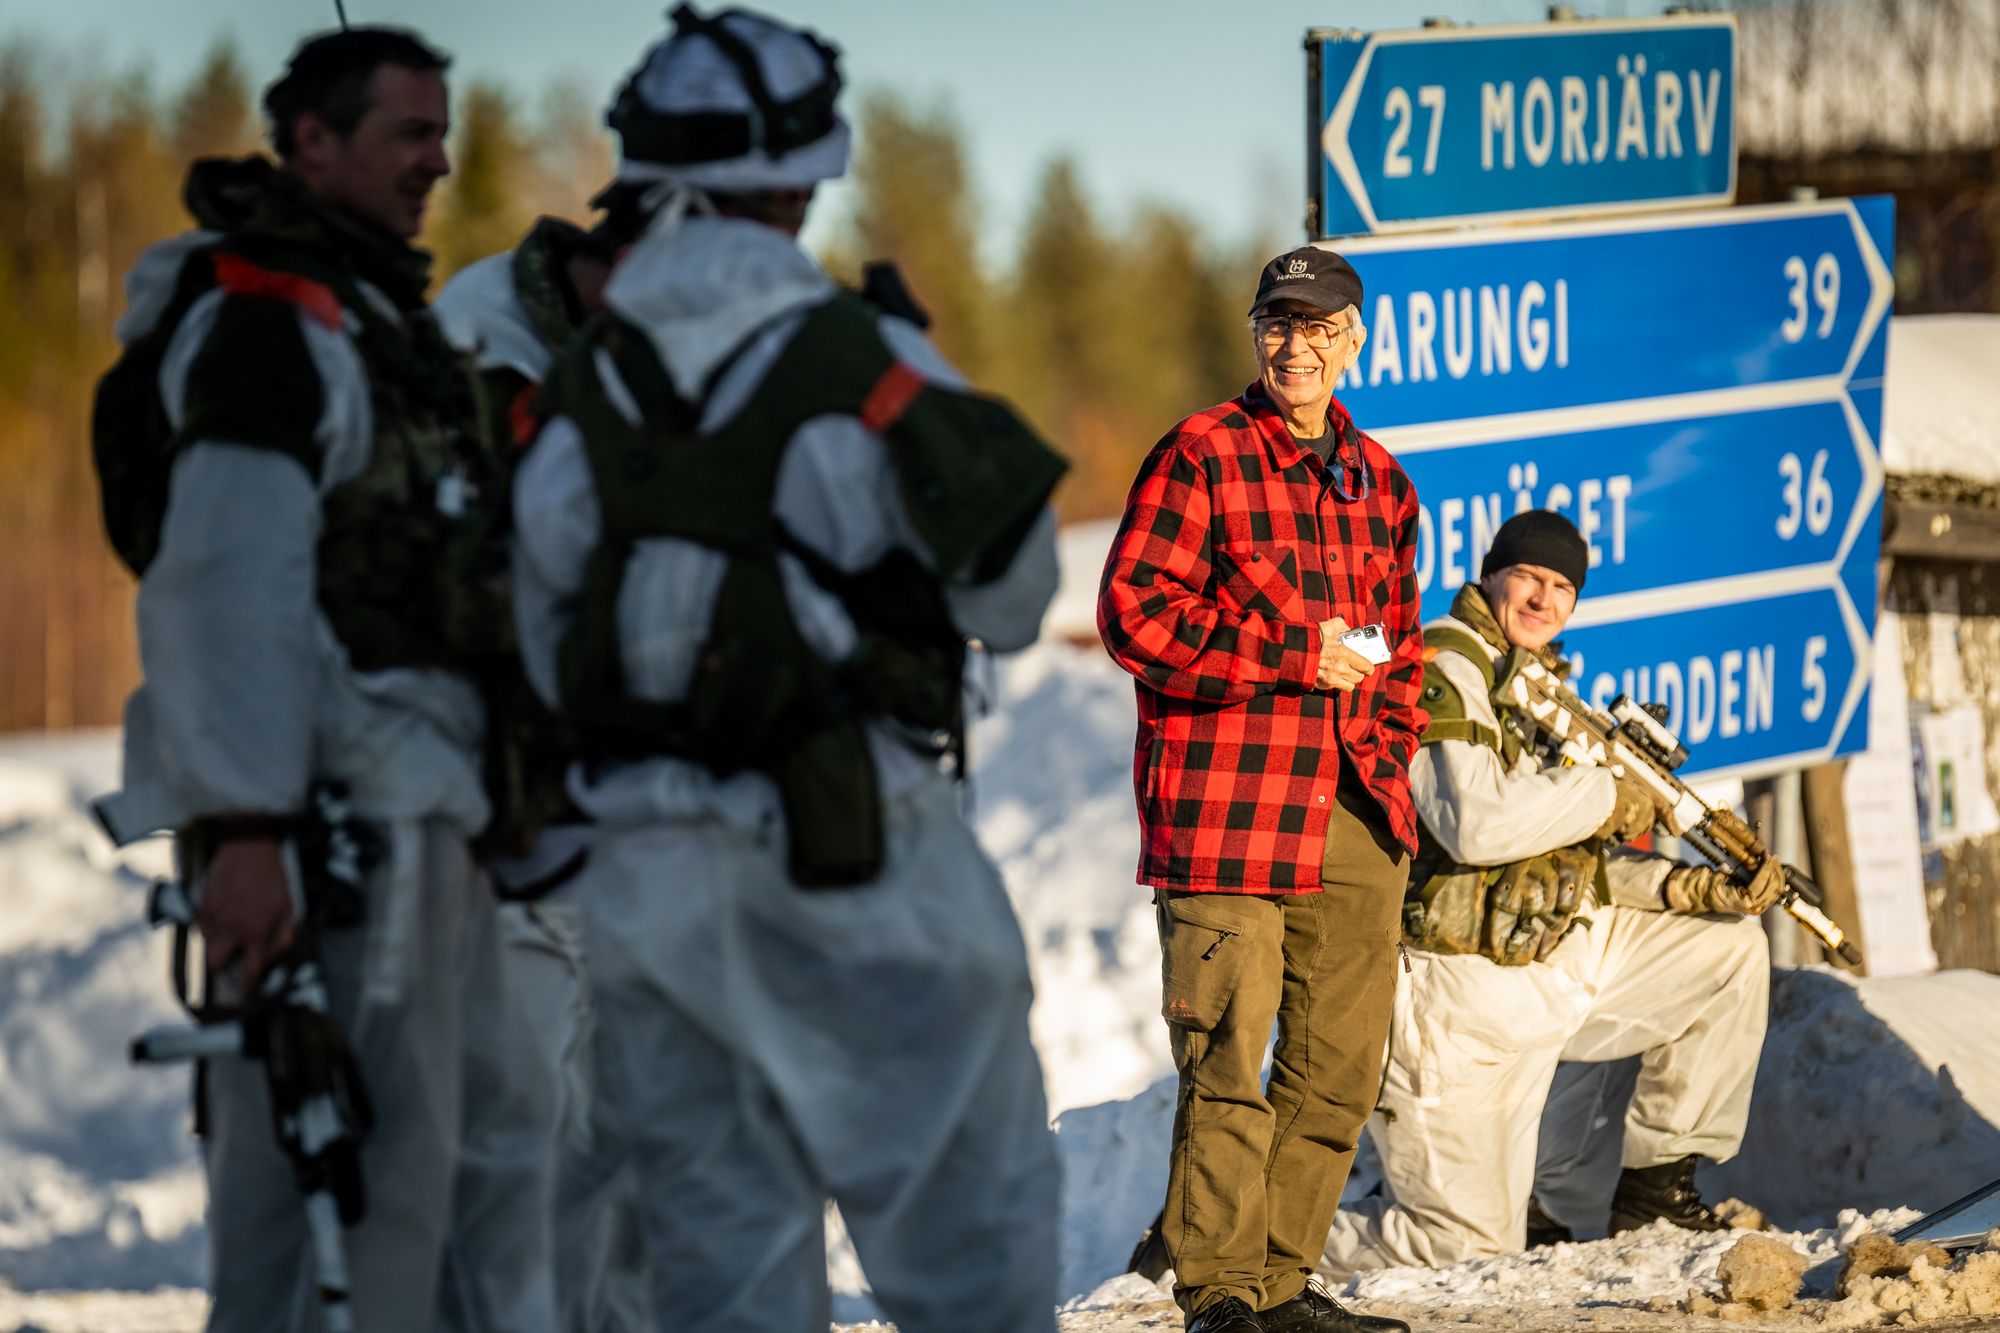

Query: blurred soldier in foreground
left=1100, top=247, right=1423, bottom=1333
left=434, top=195, right=651, bottom=1332
left=91, top=27, right=552, bottom=1333
left=511, top=7, right=1067, bottom=1329
left=1322, top=510, right=1780, bottom=1278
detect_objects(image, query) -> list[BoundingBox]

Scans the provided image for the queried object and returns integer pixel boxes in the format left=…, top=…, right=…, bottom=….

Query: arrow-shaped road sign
left=1310, top=15, right=1736, bottom=237
left=1398, top=394, right=1883, bottom=612
left=1556, top=568, right=1873, bottom=779
left=1329, top=197, right=1894, bottom=433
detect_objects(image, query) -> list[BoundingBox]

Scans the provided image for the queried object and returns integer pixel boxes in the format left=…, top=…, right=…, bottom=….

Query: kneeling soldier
left=1322, top=510, right=1782, bottom=1277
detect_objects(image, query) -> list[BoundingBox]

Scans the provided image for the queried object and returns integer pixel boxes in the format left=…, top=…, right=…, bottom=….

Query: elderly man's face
left=1479, top=562, right=1578, bottom=651
left=1252, top=299, right=1362, bottom=432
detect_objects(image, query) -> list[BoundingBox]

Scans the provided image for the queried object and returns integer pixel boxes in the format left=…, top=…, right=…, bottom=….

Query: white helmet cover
left=608, top=4, right=850, bottom=192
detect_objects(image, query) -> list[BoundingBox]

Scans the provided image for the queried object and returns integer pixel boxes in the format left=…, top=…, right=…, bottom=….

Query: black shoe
left=1609, top=1155, right=1729, bottom=1235
left=1188, top=1295, right=1265, bottom=1332
left=1258, top=1279, right=1410, bottom=1333
left=1525, top=1194, right=1574, bottom=1248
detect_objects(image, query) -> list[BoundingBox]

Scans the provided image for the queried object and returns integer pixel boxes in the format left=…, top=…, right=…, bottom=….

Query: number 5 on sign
left=1801, top=634, right=1828, bottom=723
left=1782, top=252, right=1840, bottom=342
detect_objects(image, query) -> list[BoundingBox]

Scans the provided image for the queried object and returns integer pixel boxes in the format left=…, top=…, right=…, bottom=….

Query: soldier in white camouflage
left=434, top=198, right=652, bottom=1333
left=1322, top=510, right=1784, bottom=1278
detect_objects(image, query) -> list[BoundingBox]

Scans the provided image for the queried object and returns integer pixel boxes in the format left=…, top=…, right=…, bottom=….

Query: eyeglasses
left=1253, top=315, right=1349, bottom=349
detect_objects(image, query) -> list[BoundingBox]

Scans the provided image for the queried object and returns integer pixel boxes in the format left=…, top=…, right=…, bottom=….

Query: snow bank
left=1881, top=315, right=2000, bottom=488
left=1706, top=968, right=2000, bottom=1230
left=0, top=734, right=200, bottom=1292
left=7, top=552, right=2000, bottom=1316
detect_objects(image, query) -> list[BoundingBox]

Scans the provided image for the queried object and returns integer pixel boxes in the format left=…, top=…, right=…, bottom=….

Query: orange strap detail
left=858, top=362, right=925, bottom=434
left=509, top=382, right=544, bottom=451
left=211, top=253, right=344, bottom=331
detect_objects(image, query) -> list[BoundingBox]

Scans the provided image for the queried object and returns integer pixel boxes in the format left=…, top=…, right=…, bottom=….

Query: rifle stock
left=1494, top=648, right=1862, bottom=966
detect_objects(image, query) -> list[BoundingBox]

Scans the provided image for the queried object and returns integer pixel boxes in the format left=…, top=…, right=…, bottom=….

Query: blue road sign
left=1397, top=396, right=1876, bottom=609
left=1310, top=16, right=1735, bottom=236
left=1330, top=197, right=1894, bottom=429
left=1324, top=199, right=1894, bottom=778
left=1557, top=574, right=1871, bottom=776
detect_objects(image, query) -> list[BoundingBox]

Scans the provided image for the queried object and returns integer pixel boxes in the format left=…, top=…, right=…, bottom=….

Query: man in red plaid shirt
left=1099, top=247, right=1424, bottom=1333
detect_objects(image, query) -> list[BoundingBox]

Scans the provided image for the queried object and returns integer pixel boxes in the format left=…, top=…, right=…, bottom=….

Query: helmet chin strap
left=636, top=182, right=716, bottom=244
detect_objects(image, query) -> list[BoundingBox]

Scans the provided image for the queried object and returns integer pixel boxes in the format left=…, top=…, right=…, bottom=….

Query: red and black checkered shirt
left=1097, top=385, right=1427, bottom=893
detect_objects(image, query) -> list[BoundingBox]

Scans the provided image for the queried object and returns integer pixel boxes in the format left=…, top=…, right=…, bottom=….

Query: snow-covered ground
left=7, top=470, right=2000, bottom=1328
left=8, top=655, right=2000, bottom=1330
left=1881, top=316, right=2000, bottom=488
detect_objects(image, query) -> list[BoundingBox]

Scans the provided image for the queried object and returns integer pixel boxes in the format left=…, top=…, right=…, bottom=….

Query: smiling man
left=1099, top=247, right=1423, bottom=1333
left=90, top=27, right=552, bottom=1333
left=1320, top=510, right=1783, bottom=1278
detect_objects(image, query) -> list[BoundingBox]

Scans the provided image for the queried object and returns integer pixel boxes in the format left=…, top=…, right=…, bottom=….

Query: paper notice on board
left=1842, top=612, right=1938, bottom=977
left=1918, top=703, right=2000, bottom=846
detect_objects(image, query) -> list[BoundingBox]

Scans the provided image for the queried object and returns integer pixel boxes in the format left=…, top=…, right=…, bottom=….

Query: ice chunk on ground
left=1715, top=1233, right=1808, bottom=1310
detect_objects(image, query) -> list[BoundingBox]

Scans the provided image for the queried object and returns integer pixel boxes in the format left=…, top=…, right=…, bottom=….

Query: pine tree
left=847, top=90, right=991, bottom=379
left=428, top=80, right=536, bottom=280
left=1008, top=157, right=1124, bottom=517
left=171, top=41, right=257, bottom=166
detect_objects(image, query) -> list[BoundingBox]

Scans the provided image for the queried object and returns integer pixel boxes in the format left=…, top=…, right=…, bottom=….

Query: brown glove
left=1594, top=770, right=1660, bottom=844
left=1663, top=858, right=1787, bottom=916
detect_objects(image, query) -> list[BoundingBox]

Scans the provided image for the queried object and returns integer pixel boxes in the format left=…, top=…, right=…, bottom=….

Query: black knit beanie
left=1480, top=509, right=1589, bottom=589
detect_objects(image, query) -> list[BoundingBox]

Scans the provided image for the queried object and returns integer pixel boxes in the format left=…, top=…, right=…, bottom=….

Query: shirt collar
left=1241, top=382, right=1363, bottom=470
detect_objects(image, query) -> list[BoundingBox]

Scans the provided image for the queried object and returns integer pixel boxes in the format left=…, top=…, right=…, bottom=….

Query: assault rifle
left=131, top=787, right=376, bottom=1333
left=1492, top=648, right=1863, bottom=965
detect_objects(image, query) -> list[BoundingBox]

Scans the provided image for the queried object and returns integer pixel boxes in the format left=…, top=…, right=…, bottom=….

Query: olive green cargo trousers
left=1156, top=774, right=1408, bottom=1317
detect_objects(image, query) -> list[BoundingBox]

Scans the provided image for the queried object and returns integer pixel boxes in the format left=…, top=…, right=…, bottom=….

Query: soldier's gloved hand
left=1594, top=770, right=1660, bottom=844
left=1663, top=858, right=1786, bottom=916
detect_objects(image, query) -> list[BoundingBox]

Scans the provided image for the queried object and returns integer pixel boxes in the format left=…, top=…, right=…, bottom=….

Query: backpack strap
left=1418, top=624, right=1502, bottom=751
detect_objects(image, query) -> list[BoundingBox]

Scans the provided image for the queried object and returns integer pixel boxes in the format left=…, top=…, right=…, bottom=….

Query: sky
left=4, top=0, right=1766, bottom=257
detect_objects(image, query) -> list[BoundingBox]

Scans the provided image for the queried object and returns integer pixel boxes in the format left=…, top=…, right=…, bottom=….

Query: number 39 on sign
left=1782, top=252, right=1840, bottom=342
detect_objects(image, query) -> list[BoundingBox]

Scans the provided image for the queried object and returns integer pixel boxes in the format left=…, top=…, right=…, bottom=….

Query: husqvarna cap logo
left=1248, top=245, right=1364, bottom=319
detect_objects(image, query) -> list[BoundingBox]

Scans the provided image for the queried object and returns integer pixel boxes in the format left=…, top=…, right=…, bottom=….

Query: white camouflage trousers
left=582, top=778, right=1061, bottom=1333
left=1322, top=904, right=1770, bottom=1276
left=203, top=818, right=555, bottom=1333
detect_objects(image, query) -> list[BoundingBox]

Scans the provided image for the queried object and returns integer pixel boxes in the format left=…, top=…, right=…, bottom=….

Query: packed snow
left=7, top=444, right=2000, bottom=1327
left=1880, top=316, right=2000, bottom=488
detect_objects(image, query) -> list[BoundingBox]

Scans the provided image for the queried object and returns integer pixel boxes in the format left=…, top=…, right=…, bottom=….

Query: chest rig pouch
left=542, top=293, right=1066, bottom=888
left=1402, top=624, right=1606, bottom=964
left=92, top=236, right=506, bottom=676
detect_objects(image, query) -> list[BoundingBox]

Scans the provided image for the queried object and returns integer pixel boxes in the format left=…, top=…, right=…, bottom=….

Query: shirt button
left=1317, top=794, right=1328, bottom=804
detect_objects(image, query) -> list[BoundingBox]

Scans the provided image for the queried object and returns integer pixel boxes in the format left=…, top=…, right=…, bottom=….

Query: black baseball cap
left=1248, top=246, right=1364, bottom=318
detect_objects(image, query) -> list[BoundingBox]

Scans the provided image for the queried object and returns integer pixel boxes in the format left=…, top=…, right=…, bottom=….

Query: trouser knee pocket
left=1157, top=892, right=1266, bottom=1044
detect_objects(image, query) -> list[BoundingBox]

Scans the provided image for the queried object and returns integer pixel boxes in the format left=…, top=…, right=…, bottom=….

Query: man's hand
left=1316, top=617, right=1377, bottom=693
left=198, top=836, right=297, bottom=994
left=1595, top=770, right=1661, bottom=844
left=1663, top=858, right=1786, bottom=916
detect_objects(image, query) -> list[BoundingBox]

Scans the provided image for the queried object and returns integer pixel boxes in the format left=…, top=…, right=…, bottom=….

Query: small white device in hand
left=1338, top=623, right=1391, bottom=665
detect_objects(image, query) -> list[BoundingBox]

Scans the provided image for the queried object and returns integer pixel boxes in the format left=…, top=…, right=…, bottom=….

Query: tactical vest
left=1402, top=617, right=1606, bottom=964
left=459, top=219, right=592, bottom=866
left=92, top=234, right=507, bottom=678
left=539, top=291, right=1066, bottom=888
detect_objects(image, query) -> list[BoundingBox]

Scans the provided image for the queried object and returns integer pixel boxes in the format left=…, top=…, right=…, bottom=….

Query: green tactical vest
left=91, top=158, right=508, bottom=680
left=457, top=217, right=594, bottom=864
left=1402, top=585, right=1606, bottom=965
left=538, top=291, right=1067, bottom=888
